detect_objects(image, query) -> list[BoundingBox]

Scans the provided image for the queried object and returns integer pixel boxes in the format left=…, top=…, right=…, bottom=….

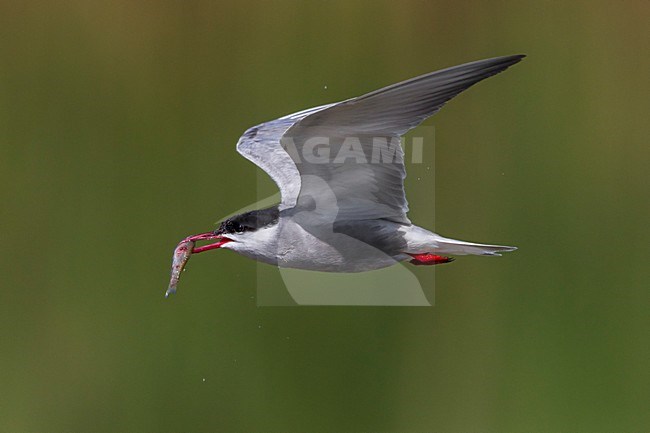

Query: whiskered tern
left=166, top=55, right=524, bottom=296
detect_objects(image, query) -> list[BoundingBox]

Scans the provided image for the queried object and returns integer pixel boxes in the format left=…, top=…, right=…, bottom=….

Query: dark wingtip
left=498, top=54, right=526, bottom=66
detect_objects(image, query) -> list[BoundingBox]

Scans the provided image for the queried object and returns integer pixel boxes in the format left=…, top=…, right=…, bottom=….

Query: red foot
left=408, top=253, right=454, bottom=266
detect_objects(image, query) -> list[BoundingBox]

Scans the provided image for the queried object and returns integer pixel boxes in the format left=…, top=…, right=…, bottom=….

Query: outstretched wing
left=237, top=55, right=525, bottom=219
left=283, top=55, right=525, bottom=223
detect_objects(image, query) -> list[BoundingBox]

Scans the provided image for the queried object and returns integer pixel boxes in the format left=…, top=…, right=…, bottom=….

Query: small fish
left=165, top=239, right=195, bottom=298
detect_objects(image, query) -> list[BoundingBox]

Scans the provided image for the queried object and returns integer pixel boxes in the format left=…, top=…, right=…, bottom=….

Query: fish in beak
left=165, top=232, right=232, bottom=297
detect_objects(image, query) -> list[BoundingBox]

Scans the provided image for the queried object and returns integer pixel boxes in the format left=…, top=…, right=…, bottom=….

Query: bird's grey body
left=221, top=208, right=515, bottom=272
left=173, top=55, right=522, bottom=280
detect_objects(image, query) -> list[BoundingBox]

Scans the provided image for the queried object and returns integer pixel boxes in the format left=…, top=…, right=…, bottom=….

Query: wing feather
left=235, top=55, right=525, bottom=219
left=282, top=55, right=525, bottom=222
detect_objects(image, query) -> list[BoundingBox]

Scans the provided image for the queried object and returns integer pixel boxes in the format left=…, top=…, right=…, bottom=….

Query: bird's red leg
left=408, top=253, right=454, bottom=266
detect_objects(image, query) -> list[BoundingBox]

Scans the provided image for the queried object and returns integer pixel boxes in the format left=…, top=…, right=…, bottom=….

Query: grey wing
left=295, top=55, right=525, bottom=136
left=236, top=104, right=337, bottom=210
left=283, top=55, right=525, bottom=223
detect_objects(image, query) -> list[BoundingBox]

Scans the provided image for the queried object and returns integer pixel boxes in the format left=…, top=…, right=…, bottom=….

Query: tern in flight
left=166, top=55, right=524, bottom=296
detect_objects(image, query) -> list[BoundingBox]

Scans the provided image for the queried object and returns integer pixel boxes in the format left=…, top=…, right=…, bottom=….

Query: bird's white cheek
left=220, top=242, right=239, bottom=251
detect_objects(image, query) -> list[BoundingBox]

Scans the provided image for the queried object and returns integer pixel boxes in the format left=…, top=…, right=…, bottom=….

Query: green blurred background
left=1, top=1, right=649, bottom=432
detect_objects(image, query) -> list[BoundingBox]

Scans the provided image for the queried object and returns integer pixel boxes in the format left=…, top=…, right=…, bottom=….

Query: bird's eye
left=226, top=220, right=244, bottom=233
